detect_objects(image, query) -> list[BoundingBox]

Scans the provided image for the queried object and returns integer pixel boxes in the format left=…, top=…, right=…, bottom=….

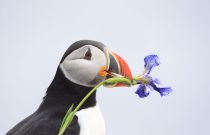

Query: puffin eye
left=84, top=48, right=92, bottom=60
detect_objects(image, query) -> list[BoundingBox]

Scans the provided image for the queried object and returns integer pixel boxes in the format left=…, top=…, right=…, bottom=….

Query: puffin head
left=59, top=40, right=132, bottom=88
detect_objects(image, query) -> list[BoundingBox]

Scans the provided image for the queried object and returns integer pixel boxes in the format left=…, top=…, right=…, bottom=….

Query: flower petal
left=135, top=84, right=150, bottom=98
left=150, top=82, right=172, bottom=96
left=144, top=55, right=160, bottom=73
left=158, top=87, right=172, bottom=96
left=152, top=78, right=161, bottom=85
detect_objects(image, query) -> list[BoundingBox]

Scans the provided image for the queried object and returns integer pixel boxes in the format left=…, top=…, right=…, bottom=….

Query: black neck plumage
left=37, top=67, right=96, bottom=114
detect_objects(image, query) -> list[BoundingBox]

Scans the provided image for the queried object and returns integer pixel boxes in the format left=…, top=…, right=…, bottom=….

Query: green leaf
left=58, top=104, right=74, bottom=135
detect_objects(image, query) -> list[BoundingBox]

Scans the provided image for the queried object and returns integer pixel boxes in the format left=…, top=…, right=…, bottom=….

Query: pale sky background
left=0, top=0, right=210, bottom=135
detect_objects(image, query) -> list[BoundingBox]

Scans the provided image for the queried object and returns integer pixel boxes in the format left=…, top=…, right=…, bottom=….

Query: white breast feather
left=76, top=105, right=106, bottom=135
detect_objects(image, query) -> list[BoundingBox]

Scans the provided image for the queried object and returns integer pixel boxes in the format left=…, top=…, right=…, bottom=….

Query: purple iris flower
left=135, top=55, right=172, bottom=98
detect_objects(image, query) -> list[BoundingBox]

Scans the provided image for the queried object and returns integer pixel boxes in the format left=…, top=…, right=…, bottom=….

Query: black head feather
left=38, top=40, right=106, bottom=112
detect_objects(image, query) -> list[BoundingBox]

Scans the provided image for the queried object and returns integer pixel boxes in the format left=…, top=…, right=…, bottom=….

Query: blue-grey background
left=1, top=0, right=210, bottom=135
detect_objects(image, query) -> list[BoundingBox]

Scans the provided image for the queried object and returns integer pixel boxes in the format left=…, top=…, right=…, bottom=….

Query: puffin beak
left=102, top=49, right=133, bottom=87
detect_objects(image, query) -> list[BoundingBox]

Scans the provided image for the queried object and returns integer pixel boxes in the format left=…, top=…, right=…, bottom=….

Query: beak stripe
left=111, top=51, right=121, bottom=74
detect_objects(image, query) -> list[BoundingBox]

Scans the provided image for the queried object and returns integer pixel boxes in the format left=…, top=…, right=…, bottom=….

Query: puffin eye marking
left=84, top=48, right=92, bottom=60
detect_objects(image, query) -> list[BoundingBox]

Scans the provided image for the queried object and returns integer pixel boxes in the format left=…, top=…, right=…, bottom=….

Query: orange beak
left=103, top=50, right=133, bottom=87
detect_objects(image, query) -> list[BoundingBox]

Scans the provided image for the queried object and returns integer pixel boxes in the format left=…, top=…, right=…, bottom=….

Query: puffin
left=6, top=40, right=132, bottom=135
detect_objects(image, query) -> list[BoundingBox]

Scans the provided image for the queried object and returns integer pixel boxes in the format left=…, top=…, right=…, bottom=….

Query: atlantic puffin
left=6, top=40, right=132, bottom=135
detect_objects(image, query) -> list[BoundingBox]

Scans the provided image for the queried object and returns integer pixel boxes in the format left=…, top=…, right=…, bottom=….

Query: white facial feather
left=60, top=45, right=107, bottom=87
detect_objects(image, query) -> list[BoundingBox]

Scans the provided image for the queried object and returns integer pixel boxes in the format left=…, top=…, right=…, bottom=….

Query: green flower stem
left=73, top=80, right=106, bottom=113
left=104, top=77, right=132, bottom=86
left=58, top=77, right=135, bottom=135
left=133, top=76, right=140, bottom=81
